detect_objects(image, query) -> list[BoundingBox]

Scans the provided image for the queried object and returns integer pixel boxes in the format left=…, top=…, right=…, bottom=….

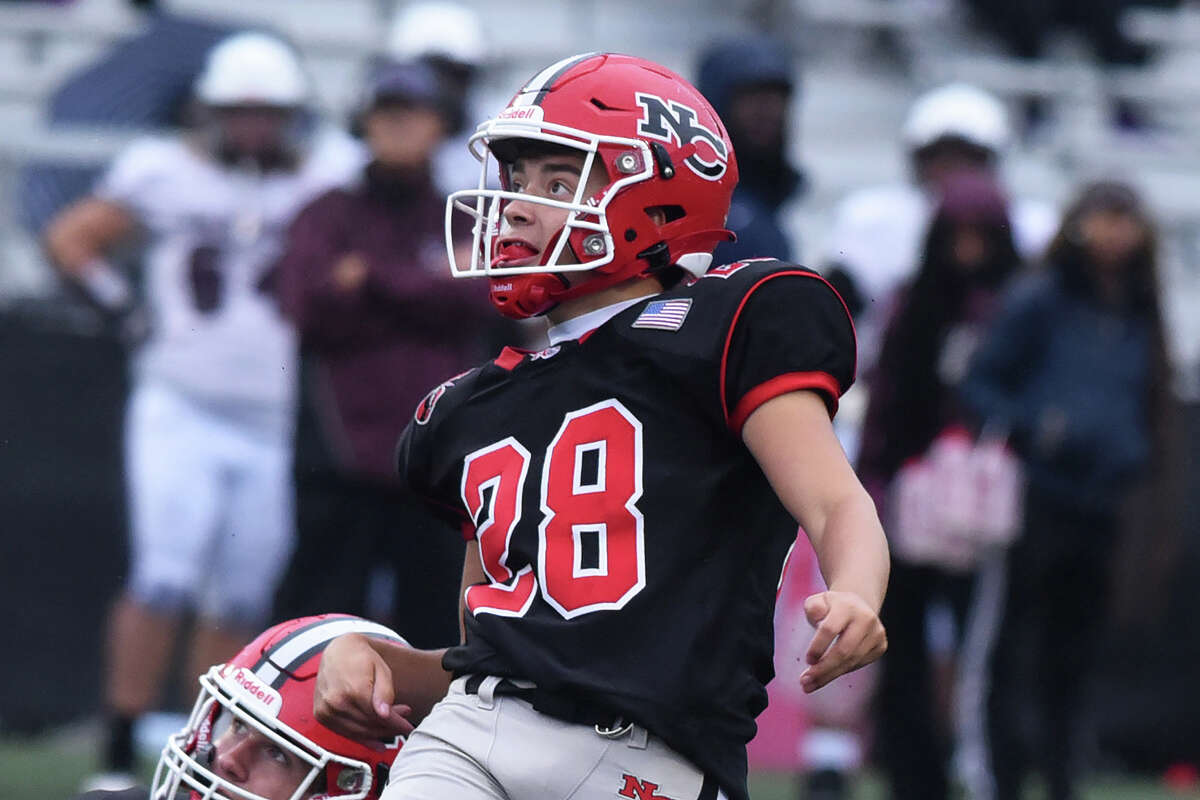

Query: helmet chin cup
left=489, top=272, right=568, bottom=319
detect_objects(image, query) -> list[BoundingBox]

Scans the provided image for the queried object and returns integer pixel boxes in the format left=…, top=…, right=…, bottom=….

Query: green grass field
left=2, top=724, right=1196, bottom=800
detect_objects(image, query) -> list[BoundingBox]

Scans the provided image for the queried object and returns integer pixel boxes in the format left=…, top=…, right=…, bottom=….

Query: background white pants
left=384, top=676, right=729, bottom=800
left=124, top=380, right=294, bottom=628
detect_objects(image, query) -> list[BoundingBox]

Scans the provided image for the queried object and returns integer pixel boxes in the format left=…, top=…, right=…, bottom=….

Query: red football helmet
left=444, top=52, right=739, bottom=318
left=150, top=615, right=408, bottom=800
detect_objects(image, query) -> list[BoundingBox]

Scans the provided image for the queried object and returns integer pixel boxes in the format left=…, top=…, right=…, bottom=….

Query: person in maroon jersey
left=311, top=53, right=890, bottom=800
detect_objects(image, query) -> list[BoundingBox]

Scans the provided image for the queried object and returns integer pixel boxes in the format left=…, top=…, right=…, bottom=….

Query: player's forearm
left=45, top=199, right=131, bottom=272
left=808, top=489, right=890, bottom=612
left=367, top=639, right=453, bottom=724
left=742, top=390, right=890, bottom=611
left=44, top=199, right=139, bottom=312
left=44, top=224, right=133, bottom=311
left=44, top=217, right=105, bottom=276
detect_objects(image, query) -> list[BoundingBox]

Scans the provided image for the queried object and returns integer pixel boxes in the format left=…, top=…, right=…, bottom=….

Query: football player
left=78, top=614, right=411, bottom=800
left=314, top=53, right=889, bottom=800
left=44, top=31, right=365, bottom=790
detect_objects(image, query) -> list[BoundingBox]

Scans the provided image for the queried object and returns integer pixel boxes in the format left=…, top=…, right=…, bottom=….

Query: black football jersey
left=396, top=259, right=856, bottom=800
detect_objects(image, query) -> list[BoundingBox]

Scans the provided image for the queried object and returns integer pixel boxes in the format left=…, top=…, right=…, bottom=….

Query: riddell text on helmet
left=230, top=667, right=281, bottom=712
left=498, top=106, right=544, bottom=122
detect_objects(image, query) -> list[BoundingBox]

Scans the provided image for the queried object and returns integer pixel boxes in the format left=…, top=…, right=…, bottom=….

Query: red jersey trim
left=493, top=347, right=526, bottom=371
left=460, top=519, right=477, bottom=542
left=729, top=371, right=841, bottom=435
left=719, top=270, right=858, bottom=432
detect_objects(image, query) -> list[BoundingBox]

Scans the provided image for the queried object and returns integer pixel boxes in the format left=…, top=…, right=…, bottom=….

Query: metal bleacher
left=0, top=0, right=742, bottom=297
left=790, top=0, right=1200, bottom=392
left=0, top=0, right=1197, bottom=386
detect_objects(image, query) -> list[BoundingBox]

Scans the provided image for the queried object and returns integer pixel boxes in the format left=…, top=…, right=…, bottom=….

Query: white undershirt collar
left=545, top=295, right=658, bottom=345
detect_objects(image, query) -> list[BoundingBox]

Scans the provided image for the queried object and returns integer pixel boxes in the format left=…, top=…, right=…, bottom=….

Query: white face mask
left=444, top=115, right=657, bottom=282
left=150, top=668, right=371, bottom=800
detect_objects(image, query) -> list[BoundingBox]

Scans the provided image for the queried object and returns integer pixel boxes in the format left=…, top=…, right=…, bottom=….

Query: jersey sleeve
left=721, top=270, right=857, bottom=434
left=94, top=137, right=176, bottom=217
left=395, top=373, right=475, bottom=534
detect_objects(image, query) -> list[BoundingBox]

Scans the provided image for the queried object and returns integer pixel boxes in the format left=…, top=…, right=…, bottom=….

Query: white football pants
left=383, top=676, right=730, bottom=800
left=124, top=380, right=294, bottom=628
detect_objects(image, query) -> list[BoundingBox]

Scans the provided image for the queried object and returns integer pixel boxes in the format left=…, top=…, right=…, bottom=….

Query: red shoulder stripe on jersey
left=719, top=270, right=858, bottom=431
left=494, top=347, right=526, bottom=371
left=728, top=371, right=841, bottom=435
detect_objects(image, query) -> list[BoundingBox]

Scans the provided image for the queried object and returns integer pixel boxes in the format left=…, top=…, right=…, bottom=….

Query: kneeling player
left=80, top=614, right=411, bottom=800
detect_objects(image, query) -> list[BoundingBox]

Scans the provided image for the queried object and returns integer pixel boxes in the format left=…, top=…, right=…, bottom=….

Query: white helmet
left=902, top=83, right=1010, bottom=154
left=386, top=2, right=486, bottom=68
left=196, top=32, right=309, bottom=107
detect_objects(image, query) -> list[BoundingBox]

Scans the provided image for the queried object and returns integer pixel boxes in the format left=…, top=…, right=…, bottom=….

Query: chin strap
left=550, top=227, right=736, bottom=303
left=487, top=224, right=735, bottom=319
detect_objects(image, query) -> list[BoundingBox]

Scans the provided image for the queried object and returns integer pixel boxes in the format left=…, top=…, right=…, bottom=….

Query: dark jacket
left=857, top=285, right=1004, bottom=510
left=961, top=272, right=1154, bottom=511
left=856, top=167, right=1018, bottom=509
left=278, top=163, right=496, bottom=481
left=696, top=35, right=805, bottom=264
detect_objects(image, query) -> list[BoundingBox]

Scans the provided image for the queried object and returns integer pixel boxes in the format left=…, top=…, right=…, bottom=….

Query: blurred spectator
left=696, top=33, right=806, bottom=265
left=42, top=31, right=364, bottom=791
left=823, top=83, right=1056, bottom=368
left=856, top=169, right=1022, bottom=800
left=273, top=59, right=494, bottom=649
left=385, top=0, right=488, bottom=196
left=19, top=0, right=234, bottom=234
left=962, top=181, right=1171, bottom=800
left=697, top=37, right=860, bottom=800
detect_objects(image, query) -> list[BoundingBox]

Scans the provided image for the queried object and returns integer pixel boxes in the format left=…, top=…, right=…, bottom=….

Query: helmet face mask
left=193, top=33, right=312, bottom=169
left=443, top=52, right=739, bottom=318
left=151, top=616, right=407, bottom=800
left=204, top=105, right=304, bottom=168
left=152, top=668, right=348, bottom=800
left=446, top=117, right=652, bottom=280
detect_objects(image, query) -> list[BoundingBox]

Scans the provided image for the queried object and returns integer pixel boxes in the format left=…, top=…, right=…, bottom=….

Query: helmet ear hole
left=644, top=205, right=685, bottom=225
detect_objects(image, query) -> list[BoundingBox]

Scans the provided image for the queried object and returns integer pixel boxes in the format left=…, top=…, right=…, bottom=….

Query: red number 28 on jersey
left=460, top=399, right=645, bottom=620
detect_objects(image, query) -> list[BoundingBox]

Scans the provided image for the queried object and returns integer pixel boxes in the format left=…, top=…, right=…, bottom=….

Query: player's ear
left=644, top=205, right=684, bottom=227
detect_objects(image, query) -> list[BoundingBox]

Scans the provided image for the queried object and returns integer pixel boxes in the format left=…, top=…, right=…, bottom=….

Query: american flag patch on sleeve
left=631, top=298, right=692, bottom=331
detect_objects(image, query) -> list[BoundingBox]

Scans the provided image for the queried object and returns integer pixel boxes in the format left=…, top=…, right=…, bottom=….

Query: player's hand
left=332, top=252, right=369, bottom=292
left=799, top=590, right=887, bottom=693
left=314, top=633, right=415, bottom=741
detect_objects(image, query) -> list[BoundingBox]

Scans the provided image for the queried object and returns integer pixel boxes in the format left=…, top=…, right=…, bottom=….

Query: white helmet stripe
left=248, top=616, right=331, bottom=673
left=254, top=618, right=407, bottom=688
left=512, top=52, right=598, bottom=107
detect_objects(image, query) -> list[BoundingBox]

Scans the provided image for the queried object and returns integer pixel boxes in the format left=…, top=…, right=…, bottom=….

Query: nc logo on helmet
left=634, top=93, right=728, bottom=181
